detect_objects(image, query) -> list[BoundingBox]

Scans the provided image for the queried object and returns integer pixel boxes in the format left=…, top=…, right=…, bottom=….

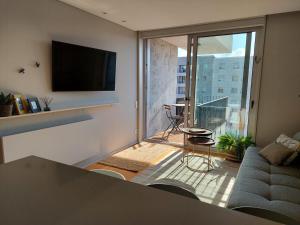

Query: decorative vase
left=0, top=104, right=13, bottom=117
left=43, top=106, right=51, bottom=111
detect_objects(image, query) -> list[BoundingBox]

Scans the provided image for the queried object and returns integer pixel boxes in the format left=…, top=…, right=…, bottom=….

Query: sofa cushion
left=267, top=200, right=300, bottom=224
left=271, top=185, right=300, bottom=204
left=271, top=174, right=300, bottom=189
left=259, top=143, right=294, bottom=165
left=284, top=152, right=299, bottom=166
left=227, top=146, right=300, bottom=223
left=275, top=134, right=300, bottom=166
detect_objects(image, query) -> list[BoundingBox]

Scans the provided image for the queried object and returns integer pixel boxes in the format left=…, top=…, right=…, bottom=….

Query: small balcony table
left=181, top=128, right=215, bottom=172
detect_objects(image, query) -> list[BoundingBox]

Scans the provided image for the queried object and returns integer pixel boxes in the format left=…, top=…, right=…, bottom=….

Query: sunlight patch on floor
left=132, top=144, right=239, bottom=208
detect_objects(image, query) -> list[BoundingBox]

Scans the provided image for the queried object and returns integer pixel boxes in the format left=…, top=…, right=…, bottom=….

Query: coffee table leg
left=208, top=146, right=210, bottom=171
left=187, top=144, right=194, bottom=167
left=186, top=144, right=190, bottom=167
left=207, top=145, right=214, bottom=172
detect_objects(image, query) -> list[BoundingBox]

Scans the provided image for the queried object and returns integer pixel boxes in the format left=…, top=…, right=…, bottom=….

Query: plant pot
left=224, top=153, right=240, bottom=162
left=236, top=149, right=244, bottom=161
left=224, top=151, right=244, bottom=162
left=43, top=106, right=51, bottom=111
left=0, top=104, right=13, bottom=117
left=222, top=148, right=242, bottom=162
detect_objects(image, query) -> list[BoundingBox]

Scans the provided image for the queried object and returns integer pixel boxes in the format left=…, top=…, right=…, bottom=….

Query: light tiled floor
left=86, top=140, right=239, bottom=207
left=131, top=148, right=239, bottom=207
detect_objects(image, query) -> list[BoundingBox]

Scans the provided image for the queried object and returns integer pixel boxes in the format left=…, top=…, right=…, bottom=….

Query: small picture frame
left=13, top=95, right=28, bottom=115
left=27, top=97, right=42, bottom=113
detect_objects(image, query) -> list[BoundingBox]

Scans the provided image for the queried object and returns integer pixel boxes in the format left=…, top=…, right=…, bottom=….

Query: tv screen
left=52, top=41, right=116, bottom=91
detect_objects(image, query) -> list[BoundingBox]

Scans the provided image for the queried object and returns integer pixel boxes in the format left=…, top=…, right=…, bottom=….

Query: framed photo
left=13, top=95, right=28, bottom=115
left=27, top=97, right=42, bottom=113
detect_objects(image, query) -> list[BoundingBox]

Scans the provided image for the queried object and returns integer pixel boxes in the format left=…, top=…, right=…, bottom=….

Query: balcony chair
left=162, top=104, right=184, bottom=140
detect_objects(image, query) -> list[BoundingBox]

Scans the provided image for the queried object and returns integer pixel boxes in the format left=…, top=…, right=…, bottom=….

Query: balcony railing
left=196, top=95, right=228, bottom=104
left=194, top=96, right=229, bottom=131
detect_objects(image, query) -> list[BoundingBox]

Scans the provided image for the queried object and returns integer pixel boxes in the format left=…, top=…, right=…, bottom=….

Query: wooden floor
left=146, top=130, right=184, bottom=145
left=86, top=141, right=239, bottom=207
left=146, top=123, right=227, bottom=146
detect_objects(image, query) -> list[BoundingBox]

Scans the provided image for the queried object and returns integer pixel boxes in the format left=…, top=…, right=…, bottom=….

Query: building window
left=231, top=88, right=238, bottom=94
left=177, top=76, right=186, bottom=84
left=178, top=65, right=186, bottom=73
left=233, top=63, right=240, bottom=69
left=177, top=87, right=185, bottom=94
left=217, top=87, right=224, bottom=93
left=202, top=75, right=207, bottom=81
left=218, top=75, right=224, bottom=82
left=218, top=63, right=225, bottom=70
left=232, top=75, right=239, bottom=81
left=203, top=64, right=209, bottom=70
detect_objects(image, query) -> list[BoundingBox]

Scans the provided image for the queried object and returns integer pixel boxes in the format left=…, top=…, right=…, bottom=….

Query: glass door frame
left=138, top=18, right=266, bottom=145
left=184, top=27, right=265, bottom=144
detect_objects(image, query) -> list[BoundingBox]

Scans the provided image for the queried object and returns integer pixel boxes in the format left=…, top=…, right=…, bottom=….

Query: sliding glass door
left=185, top=31, right=258, bottom=141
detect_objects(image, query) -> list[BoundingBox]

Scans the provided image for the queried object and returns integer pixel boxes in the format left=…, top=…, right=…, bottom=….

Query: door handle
left=251, top=100, right=255, bottom=109
left=254, top=56, right=262, bottom=64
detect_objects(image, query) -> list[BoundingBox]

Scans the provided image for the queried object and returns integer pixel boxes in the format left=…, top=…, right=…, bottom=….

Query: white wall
left=2, top=120, right=99, bottom=164
left=256, top=11, right=300, bottom=146
left=147, top=39, right=177, bottom=138
left=0, top=0, right=137, bottom=163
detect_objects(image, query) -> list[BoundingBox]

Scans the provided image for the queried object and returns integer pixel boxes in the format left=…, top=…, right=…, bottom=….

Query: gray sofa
left=227, top=146, right=300, bottom=223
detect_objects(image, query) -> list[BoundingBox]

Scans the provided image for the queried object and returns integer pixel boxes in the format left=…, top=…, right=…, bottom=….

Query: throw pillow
left=283, top=152, right=299, bottom=166
left=259, top=143, right=294, bottom=166
left=276, top=134, right=300, bottom=150
left=276, top=134, right=300, bottom=166
left=293, top=132, right=300, bottom=141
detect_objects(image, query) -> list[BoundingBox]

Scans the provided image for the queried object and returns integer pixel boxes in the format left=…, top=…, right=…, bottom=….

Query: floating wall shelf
left=0, top=102, right=117, bottom=121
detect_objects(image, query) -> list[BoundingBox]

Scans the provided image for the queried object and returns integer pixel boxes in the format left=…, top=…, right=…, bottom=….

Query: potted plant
left=216, top=133, right=254, bottom=162
left=0, top=92, right=13, bottom=117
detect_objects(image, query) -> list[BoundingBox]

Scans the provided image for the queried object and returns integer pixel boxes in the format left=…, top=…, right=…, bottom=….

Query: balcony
left=148, top=96, right=236, bottom=146
left=195, top=96, right=228, bottom=133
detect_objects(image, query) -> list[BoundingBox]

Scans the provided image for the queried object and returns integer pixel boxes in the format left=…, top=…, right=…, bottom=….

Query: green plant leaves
left=217, top=132, right=255, bottom=160
left=0, top=92, right=12, bottom=105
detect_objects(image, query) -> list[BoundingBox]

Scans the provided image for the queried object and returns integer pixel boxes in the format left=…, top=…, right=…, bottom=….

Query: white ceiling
left=59, top=0, right=300, bottom=31
left=161, top=36, right=188, bottom=49
left=161, top=35, right=233, bottom=54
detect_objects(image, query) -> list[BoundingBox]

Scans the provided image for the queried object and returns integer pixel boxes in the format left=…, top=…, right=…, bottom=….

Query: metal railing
left=196, top=95, right=228, bottom=104
left=194, top=97, right=229, bottom=131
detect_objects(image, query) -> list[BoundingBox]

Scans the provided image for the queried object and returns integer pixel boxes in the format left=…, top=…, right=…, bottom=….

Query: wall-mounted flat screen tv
left=52, top=41, right=116, bottom=91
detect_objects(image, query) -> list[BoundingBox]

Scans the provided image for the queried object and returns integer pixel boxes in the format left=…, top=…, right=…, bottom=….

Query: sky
left=178, top=32, right=256, bottom=57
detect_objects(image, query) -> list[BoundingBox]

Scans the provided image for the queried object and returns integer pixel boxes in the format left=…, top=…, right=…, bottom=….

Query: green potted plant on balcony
left=216, top=133, right=254, bottom=162
left=0, top=92, right=13, bottom=117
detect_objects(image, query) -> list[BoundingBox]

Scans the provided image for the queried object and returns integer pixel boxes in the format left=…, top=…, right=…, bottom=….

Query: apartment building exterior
left=176, top=56, right=247, bottom=106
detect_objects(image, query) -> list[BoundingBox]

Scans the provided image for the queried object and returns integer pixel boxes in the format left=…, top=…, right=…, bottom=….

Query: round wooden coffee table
left=188, top=137, right=215, bottom=171
left=181, top=127, right=213, bottom=137
left=181, top=128, right=215, bottom=172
